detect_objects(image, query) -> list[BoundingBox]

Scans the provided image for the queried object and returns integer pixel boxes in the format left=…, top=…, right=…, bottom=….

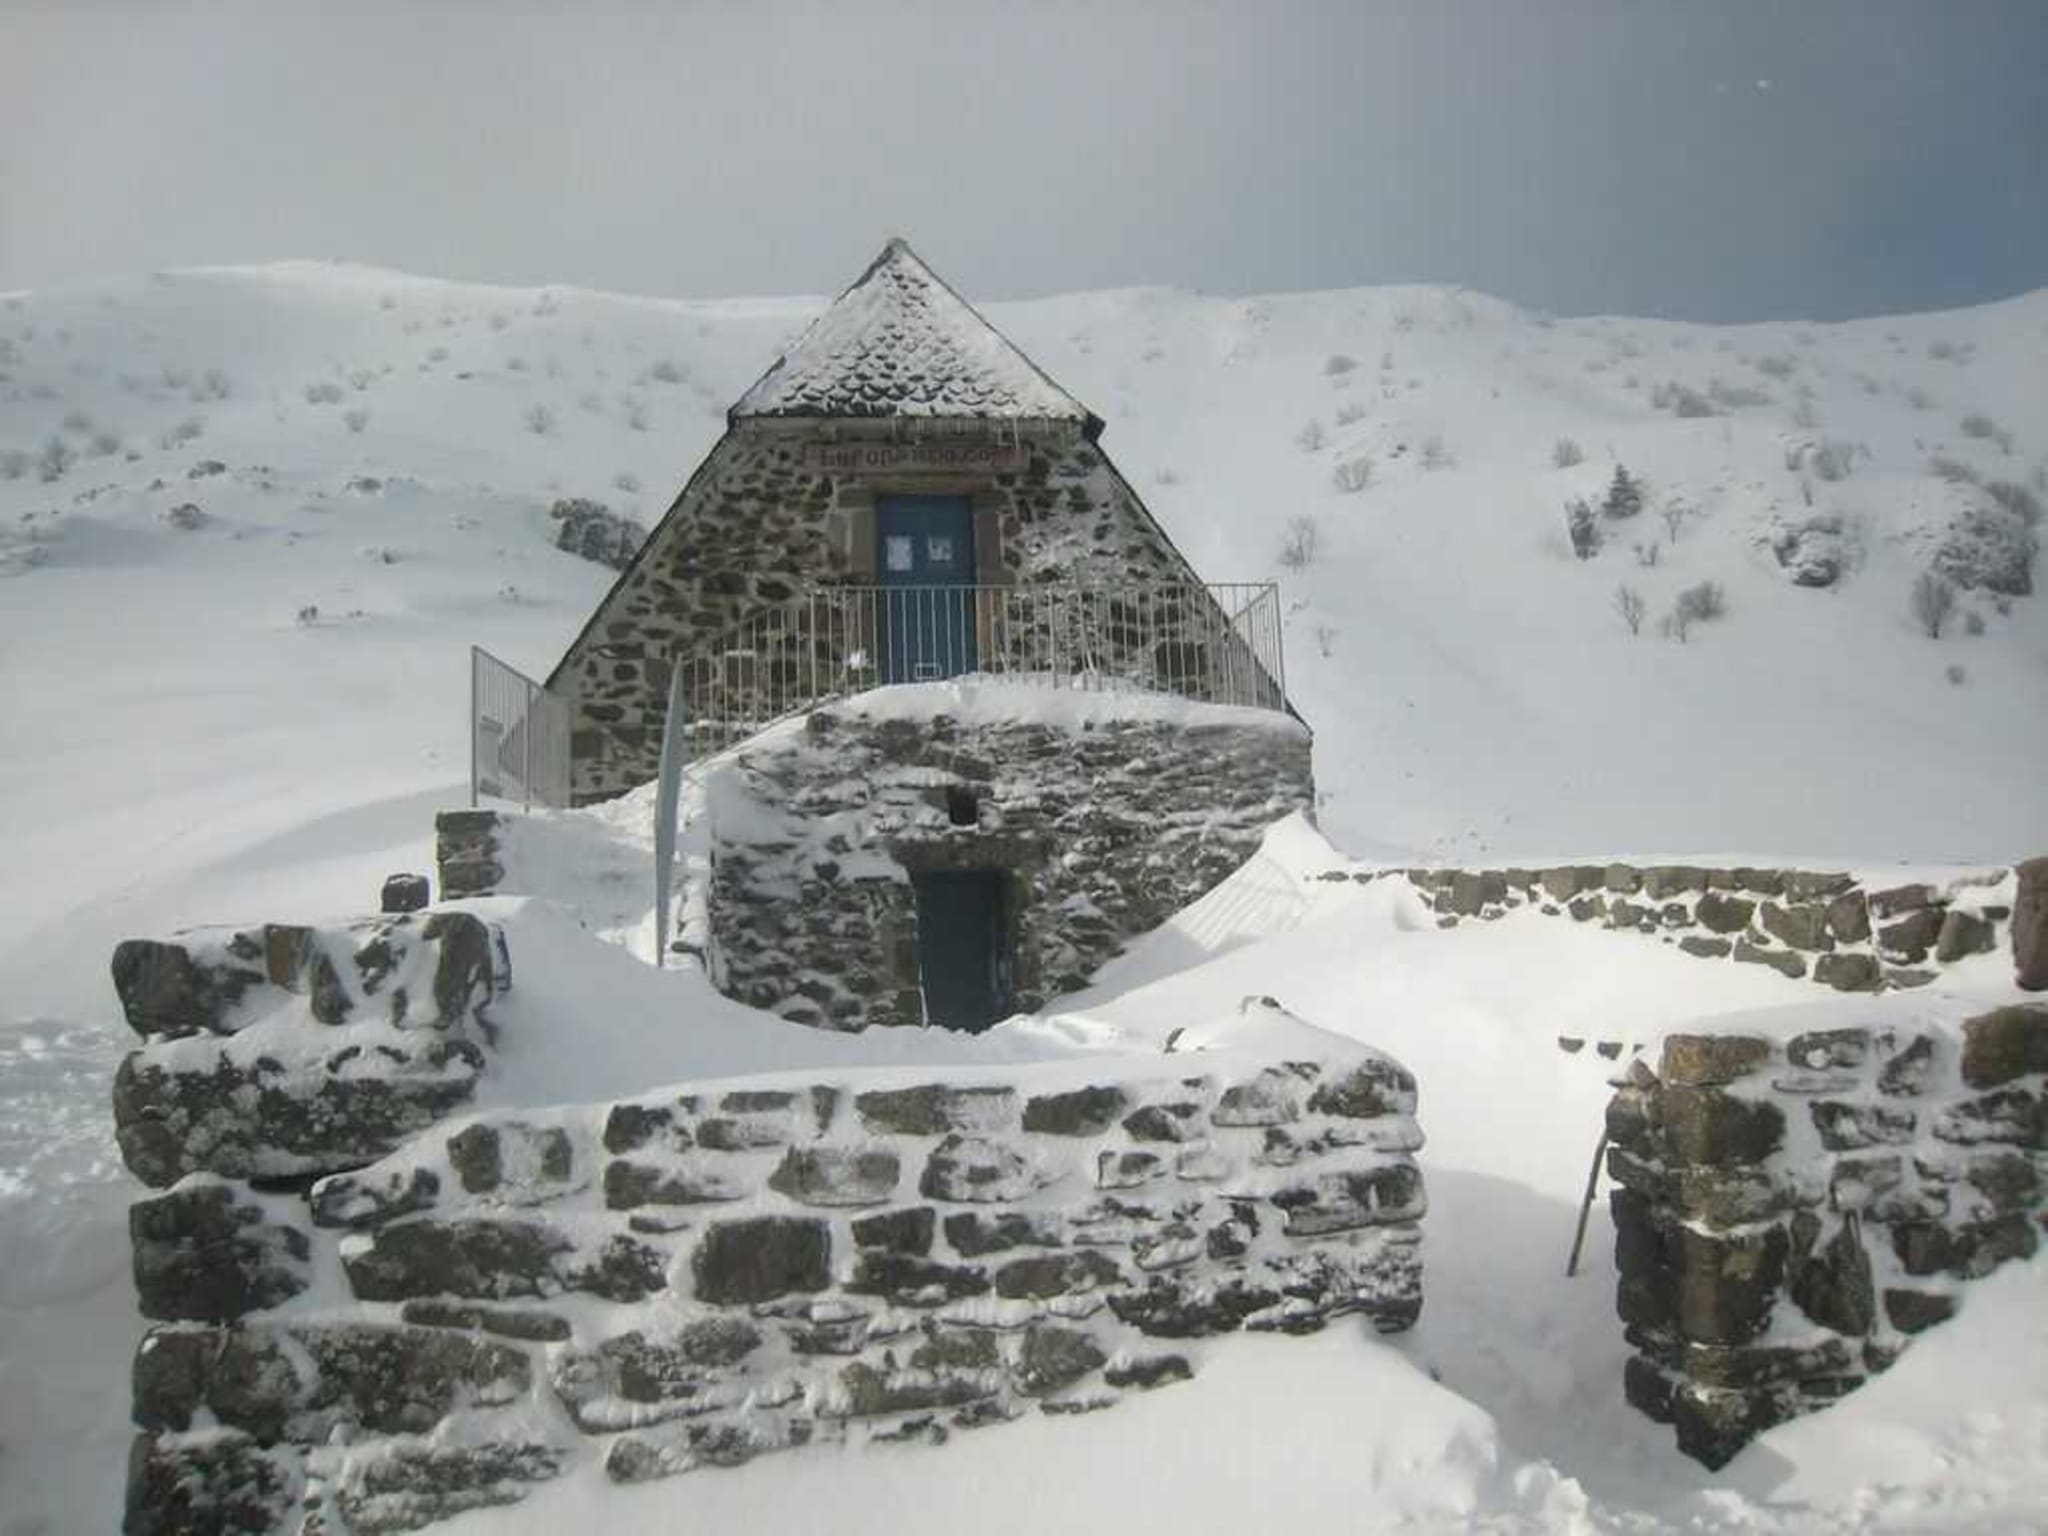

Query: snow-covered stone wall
left=110, top=906, right=1425, bottom=1532
left=549, top=420, right=1237, bottom=803
left=704, top=686, right=1315, bottom=1029
left=1359, top=863, right=2015, bottom=993
left=1607, top=1003, right=2048, bottom=1468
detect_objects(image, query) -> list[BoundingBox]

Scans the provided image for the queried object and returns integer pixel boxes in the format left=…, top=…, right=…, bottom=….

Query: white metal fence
left=469, top=645, right=571, bottom=809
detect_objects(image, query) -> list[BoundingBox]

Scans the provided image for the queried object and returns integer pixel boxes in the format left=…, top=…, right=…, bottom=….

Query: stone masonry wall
left=705, top=691, right=1315, bottom=1030
left=1606, top=1003, right=2048, bottom=1468
left=119, top=966, right=1425, bottom=1533
left=1350, top=863, right=2013, bottom=994
left=549, top=420, right=1236, bottom=802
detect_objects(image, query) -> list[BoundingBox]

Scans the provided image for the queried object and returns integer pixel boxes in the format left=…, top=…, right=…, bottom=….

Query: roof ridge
left=730, top=239, right=1095, bottom=426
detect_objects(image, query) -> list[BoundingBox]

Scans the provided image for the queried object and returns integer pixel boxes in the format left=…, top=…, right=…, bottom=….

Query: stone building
left=548, top=239, right=1310, bottom=1032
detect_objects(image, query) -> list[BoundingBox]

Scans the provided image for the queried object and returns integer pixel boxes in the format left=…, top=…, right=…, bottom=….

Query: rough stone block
left=1813, top=953, right=1881, bottom=992
left=1935, top=909, right=1996, bottom=963
left=851, top=1206, right=936, bottom=1255
left=1306, top=1055, right=1418, bottom=1118
left=1270, top=1165, right=1427, bottom=1235
left=1660, top=1085, right=1787, bottom=1166
left=603, top=1158, right=745, bottom=1209
left=1021, top=1086, right=1128, bottom=1135
left=855, top=1084, right=1017, bottom=1136
left=1015, top=1326, right=1107, bottom=1395
left=693, top=1216, right=830, bottom=1305
left=767, top=1146, right=902, bottom=1207
left=2015, top=856, right=2048, bottom=990
left=1211, top=1068, right=1303, bottom=1127
left=845, top=1251, right=990, bottom=1304
left=919, top=1134, right=1053, bottom=1203
left=1660, top=1035, right=1773, bottom=1087
left=1672, top=1223, right=1789, bottom=1345
left=1694, top=892, right=1756, bottom=935
left=1810, top=1099, right=1917, bottom=1151
left=1121, top=1102, right=1204, bottom=1141
left=992, top=1249, right=1123, bottom=1300
left=1732, top=939, right=1806, bottom=979
left=380, top=873, right=431, bottom=914
left=944, top=1210, right=1062, bottom=1257
left=1878, top=907, right=1945, bottom=965
left=1958, top=1004, right=2048, bottom=1089
left=1786, top=1029, right=1871, bottom=1072
left=335, top=1441, right=563, bottom=1533
left=129, top=1181, right=310, bottom=1323
left=125, top=1431, right=301, bottom=1536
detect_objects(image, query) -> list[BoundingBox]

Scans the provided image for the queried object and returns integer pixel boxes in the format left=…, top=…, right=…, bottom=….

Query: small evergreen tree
left=1602, top=464, right=1644, bottom=519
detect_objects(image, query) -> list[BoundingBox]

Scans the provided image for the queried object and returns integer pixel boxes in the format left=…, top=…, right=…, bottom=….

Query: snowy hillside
left=1, top=264, right=2045, bottom=1534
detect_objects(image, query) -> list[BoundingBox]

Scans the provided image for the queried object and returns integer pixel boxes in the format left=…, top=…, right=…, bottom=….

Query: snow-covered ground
left=1, top=263, right=2044, bottom=1532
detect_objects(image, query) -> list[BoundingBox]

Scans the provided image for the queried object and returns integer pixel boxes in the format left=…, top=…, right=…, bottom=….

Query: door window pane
left=884, top=535, right=915, bottom=573
left=927, top=535, right=955, bottom=567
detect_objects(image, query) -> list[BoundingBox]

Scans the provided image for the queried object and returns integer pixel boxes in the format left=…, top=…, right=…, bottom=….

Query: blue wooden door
left=876, top=494, right=976, bottom=683
left=913, top=870, right=1010, bottom=1031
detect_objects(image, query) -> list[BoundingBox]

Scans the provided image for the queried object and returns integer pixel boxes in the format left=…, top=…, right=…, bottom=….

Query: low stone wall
left=1346, top=862, right=2015, bottom=993
left=110, top=910, right=506, bottom=1189
left=707, top=692, right=1315, bottom=1029
left=1606, top=1003, right=2048, bottom=1467
left=111, top=916, right=1423, bottom=1532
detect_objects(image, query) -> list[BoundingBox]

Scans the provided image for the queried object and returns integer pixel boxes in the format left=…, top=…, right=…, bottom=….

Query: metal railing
left=669, top=580, right=1287, bottom=758
left=469, top=645, right=571, bottom=809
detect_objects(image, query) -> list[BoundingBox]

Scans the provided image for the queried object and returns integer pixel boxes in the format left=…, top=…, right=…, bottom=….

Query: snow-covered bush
left=1296, top=419, right=1326, bottom=452
left=343, top=407, right=369, bottom=434
left=1770, top=514, right=1847, bottom=588
left=1961, top=413, right=2013, bottom=454
left=524, top=403, right=556, bottom=436
left=1985, top=481, right=2042, bottom=528
left=1676, top=579, right=1725, bottom=623
left=1277, top=514, right=1321, bottom=570
left=37, top=434, right=73, bottom=482
left=613, top=471, right=641, bottom=495
left=304, top=381, right=345, bottom=405
left=1651, top=381, right=1716, bottom=418
left=1552, top=437, right=1584, bottom=468
left=1331, top=455, right=1373, bottom=494
left=1934, top=500, right=2036, bottom=596
left=1807, top=440, right=1859, bottom=482
left=1708, top=377, right=1771, bottom=410
left=622, top=396, right=650, bottom=432
left=162, top=417, right=205, bottom=448
left=1929, top=454, right=1978, bottom=484
left=648, top=358, right=685, bottom=384
left=0, top=447, right=26, bottom=480
left=1910, top=571, right=1958, bottom=638
left=1566, top=498, right=1600, bottom=560
left=1324, top=353, right=1358, bottom=377
left=1334, top=401, right=1368, bottom=426
left=60, top=409, right=92, bottom=435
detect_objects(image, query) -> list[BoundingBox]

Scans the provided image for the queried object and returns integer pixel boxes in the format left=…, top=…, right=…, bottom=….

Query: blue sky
left=4, top=0, right=2043, bottom=320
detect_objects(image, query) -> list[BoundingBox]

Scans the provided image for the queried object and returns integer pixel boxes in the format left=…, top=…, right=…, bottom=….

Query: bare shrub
left=304, top=381, right=345, bottom=405
left=524, top=403, right=556, bottom=435
left=343, top=407, right=370, bottom=434
left=1963, top=609, right=1986, bottom=636
left=162, top=417, right=205, bottom=448
left=1634, top=542, right=1662, bottom=568
left=622, top=395, right=650, bottom=432
left=1552, top=437, right=1584, bottom=468
left=1929, top=454, right=1980, bottom=484
left=648, top=358, right=685, bottom=384
left=1331, top=456, right=1373, bottom=494
left=199, top=368, right=232, bottom=400
left=1910, top=570, right=1958, bottom=638
left=1946, top=663, right=1967, bottom=686
left=1905, top=385, right=1935, bottom=411
left=1651, top=381, right=1716, bottom=417
left=1753, top=354, right=1797, bottom=380
left=1961, top=413, right=2013, bottom=454
left=88, top=430, right=122, bottom=457
left=1420, top=434, right=1454, bottom=470
left=614, top=471, right=641, bottom=494
left=1296, top=419, right=1326, bottom=452
left=1277, top=514, right=1322, bottom=570
left=1613, top=584, right=1647, bottom=634
left=1335, top=401, right=1368, bottom=426
left=1324, top=353, right=1358, bottom=376
left=0, top=448, right=27, bottom=480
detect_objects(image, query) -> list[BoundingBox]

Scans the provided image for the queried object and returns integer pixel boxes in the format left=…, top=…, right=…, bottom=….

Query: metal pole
left=651, top=662, right=689, bottom=970
left=1565, top=1129, right=1611, bottom=1278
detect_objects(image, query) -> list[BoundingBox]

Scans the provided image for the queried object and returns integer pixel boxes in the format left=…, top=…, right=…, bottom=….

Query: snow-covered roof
left=731, top=238, right=1095, bottom=425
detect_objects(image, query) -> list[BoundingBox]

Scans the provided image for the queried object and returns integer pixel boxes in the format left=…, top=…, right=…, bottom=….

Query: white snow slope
left=0, top=263, right=2044, bottom=1534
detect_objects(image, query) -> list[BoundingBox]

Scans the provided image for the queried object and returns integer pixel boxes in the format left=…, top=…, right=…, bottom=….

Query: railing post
left=652, top=662, right=688, bottom=971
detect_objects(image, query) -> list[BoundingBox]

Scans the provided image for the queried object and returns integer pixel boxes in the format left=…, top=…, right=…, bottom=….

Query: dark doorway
left=876, top=493, right=977, bottom=683
left=911, top=870, right=1010, bottom=1032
